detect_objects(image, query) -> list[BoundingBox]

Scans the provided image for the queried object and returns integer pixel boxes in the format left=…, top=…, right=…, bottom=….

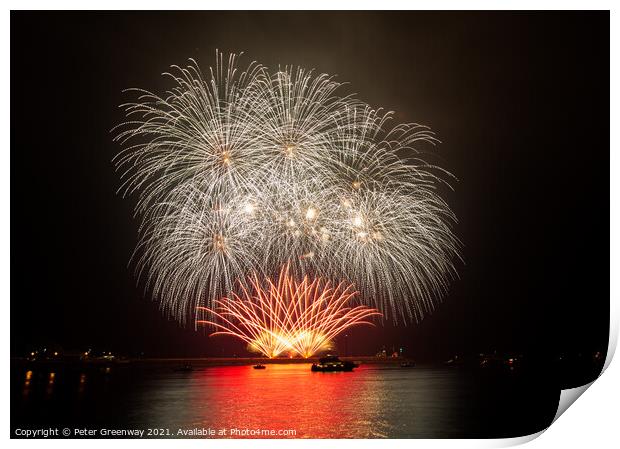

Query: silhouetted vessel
left=311, top=355, right=358, bottom=372
left=173, top=363, right=194, bottom=372
left=253, top=364, right=266, bottom=369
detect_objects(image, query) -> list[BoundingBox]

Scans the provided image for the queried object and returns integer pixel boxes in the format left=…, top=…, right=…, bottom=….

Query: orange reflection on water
left=184, top=364, right=388, bottom=438
left=78, top=373, right=87, bottom=395
left=45, top=372, right=56, bottom=397
left=23, top=370, right=33, bottom=397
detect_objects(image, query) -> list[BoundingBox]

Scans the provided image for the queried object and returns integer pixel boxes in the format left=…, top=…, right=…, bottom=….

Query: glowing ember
left=197, top=266, right=381, bottom=358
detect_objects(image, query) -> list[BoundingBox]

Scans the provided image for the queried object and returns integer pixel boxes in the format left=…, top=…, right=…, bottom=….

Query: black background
left=11, top=12, right=609, bottom=370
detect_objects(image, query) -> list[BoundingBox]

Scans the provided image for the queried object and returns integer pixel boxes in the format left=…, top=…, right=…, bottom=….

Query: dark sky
left=10, top=11, right=609, bottom=361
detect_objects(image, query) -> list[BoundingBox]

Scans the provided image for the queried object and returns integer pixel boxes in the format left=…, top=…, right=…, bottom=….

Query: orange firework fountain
left=197, top=266, right=382, bottom=358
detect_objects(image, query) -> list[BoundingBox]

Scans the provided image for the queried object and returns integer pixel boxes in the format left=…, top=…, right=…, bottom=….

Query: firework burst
left=197, top=266, right=381, bottom=358
left=114, top=51, right=461, bottom=325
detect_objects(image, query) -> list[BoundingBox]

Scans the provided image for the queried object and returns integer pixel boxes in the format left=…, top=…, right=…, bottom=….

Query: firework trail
left=197, top=266, right=381, bottom=358
left=114, top=51, right=461, bottom=325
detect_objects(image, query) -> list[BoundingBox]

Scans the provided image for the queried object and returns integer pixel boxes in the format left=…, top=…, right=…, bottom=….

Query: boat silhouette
left=311, top=355, right=358, bottom=372
left=173, top=363, right=194, bottom=372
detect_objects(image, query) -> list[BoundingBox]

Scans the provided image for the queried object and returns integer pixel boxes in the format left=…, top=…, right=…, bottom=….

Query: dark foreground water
left=12, top=363, right=559, bottom=438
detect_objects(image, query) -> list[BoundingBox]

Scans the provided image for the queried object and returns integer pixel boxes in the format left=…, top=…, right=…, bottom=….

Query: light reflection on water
left=128, top=364, right=463, bottom=438
left=12, top=363, right=554, bottom=438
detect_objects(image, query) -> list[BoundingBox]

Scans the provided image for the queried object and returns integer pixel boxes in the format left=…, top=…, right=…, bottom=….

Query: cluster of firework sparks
left=113, top=52, right=460, bottom=358
left=197, top=265, right=381, bottom=358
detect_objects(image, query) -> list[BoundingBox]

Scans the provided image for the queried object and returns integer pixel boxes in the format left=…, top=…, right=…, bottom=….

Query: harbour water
left=12, top=362, right=558, bottom=438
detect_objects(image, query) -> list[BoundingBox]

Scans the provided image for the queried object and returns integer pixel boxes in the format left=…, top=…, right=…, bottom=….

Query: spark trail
left=114, top=51, right=461, bottom=325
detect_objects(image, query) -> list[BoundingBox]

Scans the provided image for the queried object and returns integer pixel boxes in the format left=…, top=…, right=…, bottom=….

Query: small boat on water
left=174, top=363, right=194, bottom=372
left=311, top=355, right=358, bottom=372
left=253, top=364, right=266, bottom=369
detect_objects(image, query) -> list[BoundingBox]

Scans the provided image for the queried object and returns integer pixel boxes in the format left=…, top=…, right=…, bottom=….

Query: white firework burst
left=114, top=51, right=461, bottom=325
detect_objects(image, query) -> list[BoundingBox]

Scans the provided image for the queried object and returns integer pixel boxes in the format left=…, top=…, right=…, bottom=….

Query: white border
left=3, top=3, right=616, bottom=449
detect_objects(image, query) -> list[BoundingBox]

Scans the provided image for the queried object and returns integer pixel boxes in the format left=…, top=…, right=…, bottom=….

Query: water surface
left=12, top=363, right=558, bottom=438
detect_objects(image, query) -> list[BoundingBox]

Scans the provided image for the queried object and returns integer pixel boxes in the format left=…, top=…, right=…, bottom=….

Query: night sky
left=11, top=11, right=609, bottom=365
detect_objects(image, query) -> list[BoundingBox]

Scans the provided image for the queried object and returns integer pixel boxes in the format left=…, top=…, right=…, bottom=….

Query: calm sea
left=11, top=362, right=558, bottom=438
